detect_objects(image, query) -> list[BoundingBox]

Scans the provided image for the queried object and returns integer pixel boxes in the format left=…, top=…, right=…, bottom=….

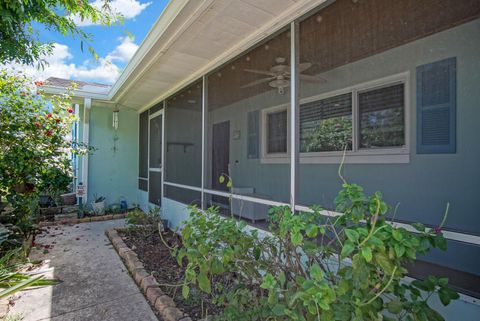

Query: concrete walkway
left=8, top=220, right=159, bottom=321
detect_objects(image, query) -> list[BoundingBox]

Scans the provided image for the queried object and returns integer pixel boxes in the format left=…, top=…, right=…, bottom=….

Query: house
left=41, top=0, right=480, bottom=319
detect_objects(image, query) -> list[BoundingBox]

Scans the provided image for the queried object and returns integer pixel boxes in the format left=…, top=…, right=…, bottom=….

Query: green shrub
left=125, top=207, right=161, bottom=236
left=0, top=70, right=91, bottom=237
left=177, top=183, right=457, bottom=321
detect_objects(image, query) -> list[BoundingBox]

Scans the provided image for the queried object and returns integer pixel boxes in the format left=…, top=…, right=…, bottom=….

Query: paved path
left=8, top=220, right=159, bottom=321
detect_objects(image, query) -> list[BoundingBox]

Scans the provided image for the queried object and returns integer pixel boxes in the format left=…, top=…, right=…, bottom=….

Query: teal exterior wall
left=86, top=106, right=139, bottom=209
left=162, top=20, right=480, bottom=275
left=131, top=18, right=480, bottom=319
left=207, top=19, right=480, bottom=234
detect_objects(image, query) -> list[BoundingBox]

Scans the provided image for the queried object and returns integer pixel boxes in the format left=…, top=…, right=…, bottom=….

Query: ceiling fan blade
left=244, top=68, right=276, bottom=76
left=300, top=73, right=327, bottom=83
left=299, top=62, right=312, bottom=72
left=241, top=77, right=276, bottom=88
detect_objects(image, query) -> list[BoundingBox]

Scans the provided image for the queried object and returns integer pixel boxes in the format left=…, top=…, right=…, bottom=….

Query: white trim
left=201, top=76, right=207, bottom=209
left=294, top=205, right=480, bottom=246
left=260, top=72, right=411, bottom=164
left=164, top=181, right=203, bottom=193
left=203, top=188, right=289, bottom=208
left=161, top=101, right=166, bottom=199
left=261, top=104, right=291, bottom=159
left=81, top=98, right=91, bottom=204
left=148, top=109, right=164, bottom=203
left=290, top=20, right=300, bottom=209
left=41, top=85, right=111, bottom=101
left=149, top=110, right=163, bottom=119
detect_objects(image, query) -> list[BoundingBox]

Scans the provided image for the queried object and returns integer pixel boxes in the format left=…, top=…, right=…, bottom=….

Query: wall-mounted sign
left=76, top=185, right=86, bottom=197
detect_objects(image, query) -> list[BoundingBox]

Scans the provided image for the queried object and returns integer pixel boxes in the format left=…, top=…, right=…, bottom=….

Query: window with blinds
left=358, top=83, right=405, bottom=149
left=300, top=93, right=353, bottom=152
left=261, top=78, right=406, bottom=158
left=266, top=110, right=288, bottom=154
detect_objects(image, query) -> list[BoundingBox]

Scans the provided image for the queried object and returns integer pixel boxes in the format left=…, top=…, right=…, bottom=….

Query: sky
left=5, top=0, right=170, bottom=85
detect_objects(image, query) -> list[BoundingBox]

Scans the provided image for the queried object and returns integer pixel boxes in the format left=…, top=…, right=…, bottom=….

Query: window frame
left=261, top=104, right=291, bottom=160
left=260, top=72, right=410, bottom=164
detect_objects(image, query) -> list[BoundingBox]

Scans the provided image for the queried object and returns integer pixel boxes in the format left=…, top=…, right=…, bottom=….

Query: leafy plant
left=301, top=116, right=352, bottom=152
left=0, top=71, right=90, bottom=236
left=176, top=183, right=457, bottom=321
left=0, top=248, right=59, bottom=299
left=93, top=194, right=106, bottom=203
left=0, top=0, right=118, bottom=66
left=126, top=207, right=161, bottom=237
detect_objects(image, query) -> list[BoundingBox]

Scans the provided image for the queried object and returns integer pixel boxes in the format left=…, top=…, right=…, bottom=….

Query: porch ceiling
left=112, top=0, right=327, bottom=111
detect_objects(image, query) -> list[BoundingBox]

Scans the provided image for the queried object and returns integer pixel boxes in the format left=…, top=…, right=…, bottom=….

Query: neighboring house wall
left=87, top=106, right=139, bottom=208
left=204, top=20, right=480, bottom=275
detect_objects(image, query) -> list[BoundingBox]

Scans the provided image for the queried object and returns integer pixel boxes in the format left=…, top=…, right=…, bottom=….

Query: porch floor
left=7, top=220, right=159, bottom=321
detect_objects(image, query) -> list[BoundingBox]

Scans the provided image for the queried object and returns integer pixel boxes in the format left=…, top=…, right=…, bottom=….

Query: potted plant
left=92, top=194, right=106, bottom=215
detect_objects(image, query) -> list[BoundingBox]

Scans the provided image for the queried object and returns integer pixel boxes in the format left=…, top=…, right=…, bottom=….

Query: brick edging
left=39, top=213, right=128, bottom=227
left=105, top=228, right=191, bottom=321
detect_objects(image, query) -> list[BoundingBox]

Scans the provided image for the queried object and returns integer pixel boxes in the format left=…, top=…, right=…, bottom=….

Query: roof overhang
left=42, top=0, right=329, bottom=110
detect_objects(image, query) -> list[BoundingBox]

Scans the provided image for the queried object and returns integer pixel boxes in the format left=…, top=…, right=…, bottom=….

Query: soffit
left=113, top=0, right=325, bottom=110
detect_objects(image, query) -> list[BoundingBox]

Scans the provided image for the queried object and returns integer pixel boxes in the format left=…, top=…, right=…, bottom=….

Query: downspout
left=81, top=98, right=91, bottom=204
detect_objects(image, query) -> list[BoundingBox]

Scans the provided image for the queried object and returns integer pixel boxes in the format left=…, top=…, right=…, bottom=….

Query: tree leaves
left=345, top=229, right=360, bottom=243
left=375, top=253, right=395, bottom=274
left=387, top=299, right=403, bottom=314
left=0, top=0, right=119, bottom=66
left=341, top=242, right=355, bottom=258
left=176, top=186, right=458, bottom=321
left=361, top=247, right=373, bottom=262
left=182, top=284, right=190, bottom=299
left=392, top=229, right=403, bottom=241
left=197, top=272, right=211, bottom=294
left=261, top=273, right=277, bottom=290
left=310, top=263, right=324, bottom=280
left=438, top=287, right=459, bottom=306
left=291, top=231, right=303, bottom=246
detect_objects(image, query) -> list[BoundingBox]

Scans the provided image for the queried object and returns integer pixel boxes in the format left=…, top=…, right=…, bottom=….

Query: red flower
left=67, top=108, right=74, bottom=114
left=46, top=130, right=53, bottom=136
left=35, top=122, right=41, bottom=128
left=56, top=119, right=61, bottom=124
left=34, top=80, right=45, bottom=87
left=46, top=113, right=52, bottom=119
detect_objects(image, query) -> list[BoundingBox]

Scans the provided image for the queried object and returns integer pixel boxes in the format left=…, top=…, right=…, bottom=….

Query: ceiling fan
left=241, top=57, right=326, bottom=94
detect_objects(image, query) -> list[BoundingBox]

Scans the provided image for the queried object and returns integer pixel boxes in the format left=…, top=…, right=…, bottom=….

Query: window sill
left=260, top=150, right=410, bottom=164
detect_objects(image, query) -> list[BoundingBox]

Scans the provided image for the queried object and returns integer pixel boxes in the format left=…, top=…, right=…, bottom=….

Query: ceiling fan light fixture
left=269, top=79, right=289, bottom=88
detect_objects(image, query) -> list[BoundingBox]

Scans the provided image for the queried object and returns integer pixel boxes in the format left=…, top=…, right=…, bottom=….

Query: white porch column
left=290, top=21, right=300, bottom=210
left=81, top=98, right=91, bottom=204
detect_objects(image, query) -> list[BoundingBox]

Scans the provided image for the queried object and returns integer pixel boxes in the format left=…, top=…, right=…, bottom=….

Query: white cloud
left=72, top=0, right=152, bottom=27
left=106, top=36, right=139, bottom=63
left=1, top=37, right=139, bottom=84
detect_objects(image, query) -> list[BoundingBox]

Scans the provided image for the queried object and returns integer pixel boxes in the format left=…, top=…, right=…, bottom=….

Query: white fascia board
left=41, top=85, right=110, bottom=101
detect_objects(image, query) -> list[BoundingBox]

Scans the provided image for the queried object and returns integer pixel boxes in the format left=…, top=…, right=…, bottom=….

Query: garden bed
left=118, top=229, right=221, bottom=320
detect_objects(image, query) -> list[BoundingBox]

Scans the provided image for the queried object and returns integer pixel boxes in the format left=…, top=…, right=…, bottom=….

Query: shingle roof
left=45, top=77, right=110, bottom=88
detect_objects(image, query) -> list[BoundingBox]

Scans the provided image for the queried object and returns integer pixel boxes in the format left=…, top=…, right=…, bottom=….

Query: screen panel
left=206, top=27, right=291, bottom=204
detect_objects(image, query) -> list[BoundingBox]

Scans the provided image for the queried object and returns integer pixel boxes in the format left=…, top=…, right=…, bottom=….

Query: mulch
left=119, top=229, right=222, bottom=320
